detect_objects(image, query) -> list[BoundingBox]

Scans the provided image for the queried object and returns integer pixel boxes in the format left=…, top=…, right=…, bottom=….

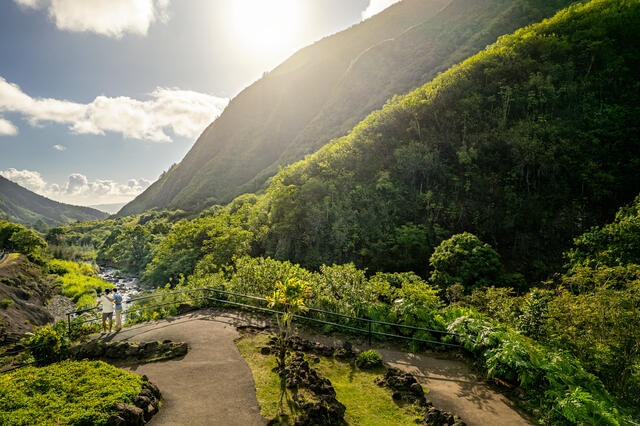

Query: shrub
left=0, top=360, right=143, bottom=426
left=23, top=324, right=69, bottom=366
left=447, top=315, right=623, bottom=425
left=356, top=350, right=384, bottom=369
left=0, top=298, right=13, bottom=309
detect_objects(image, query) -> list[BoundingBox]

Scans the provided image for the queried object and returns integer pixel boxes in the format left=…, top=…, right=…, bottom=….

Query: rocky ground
left=45, top=294, right=77, bottom=322
left=0, top=254, right=59, bottom=342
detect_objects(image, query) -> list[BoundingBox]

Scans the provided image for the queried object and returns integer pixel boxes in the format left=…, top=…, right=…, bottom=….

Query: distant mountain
left=119, top=0, right=574, bottom=216
left=0, top=176, right=108, bottom=228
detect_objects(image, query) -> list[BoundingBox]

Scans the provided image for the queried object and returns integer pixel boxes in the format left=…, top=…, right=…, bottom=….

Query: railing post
left=368, top=320, right=372, bottom=347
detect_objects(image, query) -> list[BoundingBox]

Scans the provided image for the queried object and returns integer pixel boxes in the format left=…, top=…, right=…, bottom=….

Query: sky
left=0, top=0, right=401, bottom=212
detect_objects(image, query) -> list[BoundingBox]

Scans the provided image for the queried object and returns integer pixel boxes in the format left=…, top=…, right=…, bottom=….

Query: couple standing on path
left=96, top=288, right=123, bottom=333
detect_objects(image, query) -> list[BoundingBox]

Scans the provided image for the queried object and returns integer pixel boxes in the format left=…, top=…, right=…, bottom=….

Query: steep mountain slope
left=257, top=0, right=640, bottom=279
left=0, top=176, right=108, bottom=228
left=119, top=0, right=573, bottom=215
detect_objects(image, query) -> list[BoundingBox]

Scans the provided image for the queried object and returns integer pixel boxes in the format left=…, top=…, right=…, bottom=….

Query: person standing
left=96, top=288, right=115, bottom=333
left=113, top=287, right=123, bottom=331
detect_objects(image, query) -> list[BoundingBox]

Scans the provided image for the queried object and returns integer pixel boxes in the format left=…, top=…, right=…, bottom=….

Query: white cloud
left=0, top=77, right=228, bottom=142
left=53, top=144, right=66, bottom=151
left=66, top=172, right=89, bottom=194
left=0, top=168, right=152, bottom=206
left=14, top=0, right=171, bottom=38
left=362, top=0, right=401, bottom=20
left=0, top=168, right=48, bottom=192
left=0, top=116, right=18, bottom=135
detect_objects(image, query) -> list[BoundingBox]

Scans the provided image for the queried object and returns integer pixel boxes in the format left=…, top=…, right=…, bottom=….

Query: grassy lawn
left=235, top=333, right=424, bottom=425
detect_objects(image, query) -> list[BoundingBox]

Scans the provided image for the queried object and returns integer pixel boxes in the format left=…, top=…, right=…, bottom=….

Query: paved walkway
left=102, top=308, right=531, bottom=426
left=106, top=310, right=268, bottom=425
left=377, top=349, right=533, bottom=426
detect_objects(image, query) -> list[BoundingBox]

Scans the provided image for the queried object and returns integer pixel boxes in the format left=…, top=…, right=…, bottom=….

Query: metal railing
left=66, top=287, right=461, bottom=349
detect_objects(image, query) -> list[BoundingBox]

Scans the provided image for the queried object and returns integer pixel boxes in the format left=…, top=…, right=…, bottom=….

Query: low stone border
left=277, top=351, right=347, bottom=425
left=69, top=339, right=189, bottom=364
left=375, top=367, right=466, bottom=426
left=108, top=376, right=162, bottom=426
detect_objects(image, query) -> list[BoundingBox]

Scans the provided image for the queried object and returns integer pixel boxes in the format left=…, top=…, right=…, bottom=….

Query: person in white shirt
left=96, top=288, right=115, bottom=333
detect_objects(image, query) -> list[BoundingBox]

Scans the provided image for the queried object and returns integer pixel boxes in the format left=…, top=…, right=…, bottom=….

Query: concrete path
left=377, top=349, right=533, bottom=426
left=106, top=310, right=268, bottom=426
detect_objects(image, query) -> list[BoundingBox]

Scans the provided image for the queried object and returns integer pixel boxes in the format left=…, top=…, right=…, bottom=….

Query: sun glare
left=228, top=0, right=302, bottom=58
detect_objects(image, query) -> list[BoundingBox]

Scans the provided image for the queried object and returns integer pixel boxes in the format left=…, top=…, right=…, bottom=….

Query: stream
left=97, top=266, right=153, bottom=311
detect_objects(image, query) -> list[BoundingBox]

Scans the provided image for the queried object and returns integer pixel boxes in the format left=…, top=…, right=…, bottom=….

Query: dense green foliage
left=54, top=190, right=640, bottom=423
left=23, top=323, right=70, bottom=366
left=141, top=205, right=254, bottom=285
left=0, top=360, right=143, bottom=425
left=120, top=0, right=573, bottom=215
left=0, top=220, right=48, bottom=263
left=429, top=232, right=504, bottom=292
left=258, top=0, right=640, bottom=280
left=448, top=315, right=622, bottom=425
left=539, top=196, right=640, bottom=406
left=545, top=268, right=640, bottom=405
left=118, top=189, right=640, bottom=423
left=48, top=259, right=113, bottom=308
left=565, top=194, right=640, bottom=272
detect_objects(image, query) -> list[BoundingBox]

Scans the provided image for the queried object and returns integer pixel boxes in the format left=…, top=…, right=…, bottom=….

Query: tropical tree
left=429, top=232, right=503, bottom=292
left=266, top=277, right=312, bottom=371
left=0, top=220, right=48, bottom=263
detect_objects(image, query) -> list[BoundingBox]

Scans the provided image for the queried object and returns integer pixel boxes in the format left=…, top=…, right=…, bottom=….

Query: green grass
left=0, top=360, right=144, bottom=426
left=317, top=358, right=424, bottom=425
left=236, top=333, right=424, bottom=425
left=47, top=259, right=113, bottom=309
left=236, top=334, right=284, bottom=419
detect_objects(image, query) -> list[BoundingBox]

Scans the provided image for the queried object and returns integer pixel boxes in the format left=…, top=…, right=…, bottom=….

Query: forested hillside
left=0, top=176, right=108, bottom=229
left=119, top=0, right=574, bottom=216
left=256, top=0, right=640, bottom=280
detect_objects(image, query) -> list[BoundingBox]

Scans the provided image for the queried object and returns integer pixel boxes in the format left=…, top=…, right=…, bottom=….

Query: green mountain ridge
left=119, top=0, right=574, bottom=216
left=255, top=0, right=640, bottom=279
left=0, top=176, right=108, bottom=228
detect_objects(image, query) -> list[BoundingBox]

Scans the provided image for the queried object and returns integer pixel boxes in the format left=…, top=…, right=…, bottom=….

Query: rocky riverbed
left=98, top=267, right=148, bottom=305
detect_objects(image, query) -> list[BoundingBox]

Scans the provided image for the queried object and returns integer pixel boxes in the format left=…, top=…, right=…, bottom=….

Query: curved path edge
left=107, top=310, right=268, bottom=426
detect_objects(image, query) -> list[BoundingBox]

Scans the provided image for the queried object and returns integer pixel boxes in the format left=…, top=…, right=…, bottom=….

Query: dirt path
left=104, top=309, right=531, bottom=425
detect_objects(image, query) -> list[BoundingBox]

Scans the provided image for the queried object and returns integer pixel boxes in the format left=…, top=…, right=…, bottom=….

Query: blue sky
left=0, top=0, right=399, bottom=211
